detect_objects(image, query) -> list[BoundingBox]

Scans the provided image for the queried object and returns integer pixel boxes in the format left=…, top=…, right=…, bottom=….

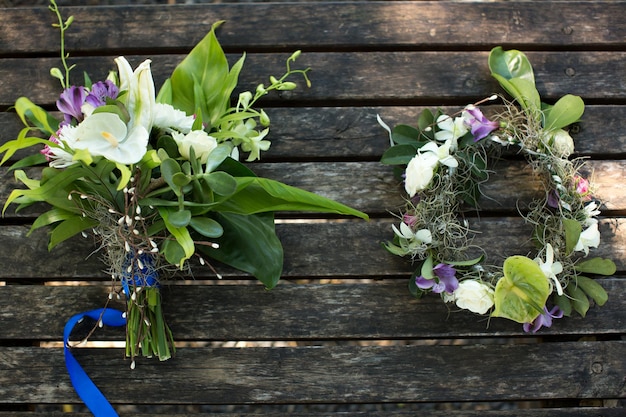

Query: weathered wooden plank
left=0, top=410, right=624, bottom=417
left=0, top=218, right=622, bottom=280
left=1, top=341, right=624, bottom=404
left=1, top=279, right=623, bottom=341
left=1, top=2, right=625, bottom=55
left=2, top=105, right=624, bottom=159
left=1, top=160, right=624, bottom=221
left=2, top=52, right=625, bottom=107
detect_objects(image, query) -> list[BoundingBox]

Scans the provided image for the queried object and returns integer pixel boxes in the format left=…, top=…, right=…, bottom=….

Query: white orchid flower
left=534, top=243, right=564, bottom=295
left=583, top=201, right=601, bottom=227
left=574, top=223, right=601, bottom=256
left=434, top=114, right=468, bottom=150
left=392, top=222, right=432, bottom=245
left=421, top=140, right=458, bottom=169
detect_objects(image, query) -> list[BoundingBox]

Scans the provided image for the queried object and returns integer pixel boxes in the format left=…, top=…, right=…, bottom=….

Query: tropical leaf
left=543, top=94, right=585, bottom=131
left=492, top=256, right=550, bottom=323
left=212, top=176, right=369, bottom=220
left=197, top=212, right=284, bottom=289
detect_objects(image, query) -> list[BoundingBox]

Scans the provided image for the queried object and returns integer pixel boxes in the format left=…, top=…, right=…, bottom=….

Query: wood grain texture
left=1, top=1, right=625, bottom=55
left=1, top=0, right=625, bottom=414
left=1, top=341, right=625, bottom=404
left=2, top=51, right=625, bottom=107
left=0, top=218, right=623, bottom=280
left=1, top=279, right=623, bottom=341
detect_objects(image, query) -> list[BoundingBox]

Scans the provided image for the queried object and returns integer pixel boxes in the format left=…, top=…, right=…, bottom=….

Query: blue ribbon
left=64, top=308, right=126, bottom=417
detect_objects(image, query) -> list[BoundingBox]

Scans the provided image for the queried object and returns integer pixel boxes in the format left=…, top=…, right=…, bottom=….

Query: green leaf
left=567, top=284, right=590, bottom=317
left=203, top=171, right=237, bottom=196
left=168, top=209, right=192, bottom=227
left=204, top=144, right=233, bottom=173
left=575, top=276, right=608, bottom=306
left=563, top=218, right=582, bottom=255
left=158, top=208, right=195, bottom=266
left=391, top=124, right=421, bottom=145
left=380, top=144, right=419, bottom=165
left=445, top=255, right=484, bottom=267
left=420, top=255, right=434, bottom=279
left=553, top=293, right=572, bottom=317
left=14, top=97, right=59, bottom=135
left=492, top=74, right=541, bottom=111
left=213, top=177, right=369, bottom=220
left=543, top=94, right=584, bottom=131
left=160, top=158, right=182, bottom=194
left=488, top=47, right=535, bottom=84
left=166, top=21, right=245, bottom=127
left=575, top=257, right=617, bottom=276
left=47, top=216, right=98, bottom=250
left=189, top=217, right=223, bottom=238
left=197, top=212, right=284, bottom=289
left=492, top=256, right=551, bottom=323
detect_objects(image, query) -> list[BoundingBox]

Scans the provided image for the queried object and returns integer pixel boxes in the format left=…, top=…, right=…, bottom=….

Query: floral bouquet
left=1, top=1, right=367, bottom=364
left=378, top=47, right=615, bottom=332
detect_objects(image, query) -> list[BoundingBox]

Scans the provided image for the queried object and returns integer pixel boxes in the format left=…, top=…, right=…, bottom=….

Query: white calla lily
left=62, top=112, right=149, bottom=164
left=114, top=56, right=155, bottom=133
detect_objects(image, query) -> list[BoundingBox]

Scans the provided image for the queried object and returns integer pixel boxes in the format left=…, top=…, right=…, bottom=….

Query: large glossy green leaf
left=197, top=212, right=284, bottom=289
left=492, top=256, right=550, bottom=323
left=213, top=177, right=369, bottom=220
left=491, top=74, right=540, bottom=111
left=543, top=94, right=584, bottom=131
left=165, top=21, right=245, bottom=127
left=575, top=257, right=617, bottom=276
left=488, top=47, right=535, bottom=84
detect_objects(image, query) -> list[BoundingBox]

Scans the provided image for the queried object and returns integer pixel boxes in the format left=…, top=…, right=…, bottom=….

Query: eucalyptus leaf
left=168, top=209, right=192, bottom=227
left=189, top=217, right=223, bottom=238
left=204, top=171, right=237, bottom=196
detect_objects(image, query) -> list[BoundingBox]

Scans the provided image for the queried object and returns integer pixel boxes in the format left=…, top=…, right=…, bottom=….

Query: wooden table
left=0, top=1, right=624, bottom=415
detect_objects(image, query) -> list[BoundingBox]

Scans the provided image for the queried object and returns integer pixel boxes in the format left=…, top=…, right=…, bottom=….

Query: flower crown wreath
left=379, top=48, right=616, bottom=332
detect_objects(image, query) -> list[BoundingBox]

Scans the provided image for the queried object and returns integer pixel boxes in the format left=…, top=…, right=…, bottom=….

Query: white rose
left=404, top=151, right=439, bottom=197
left=549, top=129, right=575, bottom=157
left=172, top=130, right=217, bottom=163
left=452, top=280, right=494, bottom=315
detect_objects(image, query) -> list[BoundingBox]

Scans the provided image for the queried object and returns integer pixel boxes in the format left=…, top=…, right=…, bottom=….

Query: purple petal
left=464, top=107, right=499, bottom=141
left=415, top=276, right=435, bottom=290
left=547, top=190, right=560, bottom=208
left=56, top=86, right=87, bottom=123
left=86, top=80, right=119, bottom=108
left=433, top=263, right=458, bottom=293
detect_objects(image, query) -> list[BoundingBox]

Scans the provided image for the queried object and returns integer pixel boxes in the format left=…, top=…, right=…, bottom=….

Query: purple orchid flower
left=86, top=80, right=119, bottom=108
left=464, top=106, right=499, bottom=141
left=56, top=86, right=87, bottom=124
left=415, top=263, right=459, bottom=294
left=547, top=189, right=560, bottom=209
left=523, top=305, right=563, bottom=333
